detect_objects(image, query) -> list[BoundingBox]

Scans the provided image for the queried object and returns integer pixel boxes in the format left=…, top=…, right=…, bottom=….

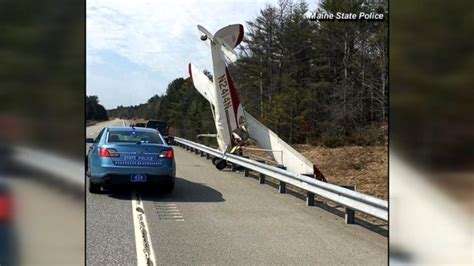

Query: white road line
left=122, top=120, right=126, bottom=126
left=132, top=189, right=156, bottom=266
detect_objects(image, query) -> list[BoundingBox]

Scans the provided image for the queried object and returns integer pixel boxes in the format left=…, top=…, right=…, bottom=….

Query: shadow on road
left=106, top=177, right=225, bottom=203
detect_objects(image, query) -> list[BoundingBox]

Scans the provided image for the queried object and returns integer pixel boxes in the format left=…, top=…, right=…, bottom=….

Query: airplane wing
left=244, top=111, right=325, bottom=180
left=188, top=63, right=215, bottom=106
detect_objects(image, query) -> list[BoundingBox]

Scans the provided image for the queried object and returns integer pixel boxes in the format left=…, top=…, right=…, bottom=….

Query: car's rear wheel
left=89, top=179, right=101, bottom=194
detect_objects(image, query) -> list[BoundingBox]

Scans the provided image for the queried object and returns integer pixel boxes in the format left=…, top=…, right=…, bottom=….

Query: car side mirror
left=86, top=138, right=95, bottom=143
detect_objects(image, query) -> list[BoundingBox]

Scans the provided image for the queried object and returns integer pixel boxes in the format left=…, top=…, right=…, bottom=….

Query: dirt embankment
left=295, top=145, right=388, bottom=200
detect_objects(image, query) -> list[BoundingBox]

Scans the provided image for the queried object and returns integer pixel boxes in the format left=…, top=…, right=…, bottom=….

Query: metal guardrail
left=173, top=137, right=388, bottom=222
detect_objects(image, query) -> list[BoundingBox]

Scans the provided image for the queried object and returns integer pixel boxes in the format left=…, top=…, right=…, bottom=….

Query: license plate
left=130, top=174, right=147, bottom=182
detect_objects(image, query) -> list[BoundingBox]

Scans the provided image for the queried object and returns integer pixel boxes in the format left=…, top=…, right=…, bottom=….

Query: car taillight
left=0, top=195, right=12, bottom=223
left=99, top=147, right=120, bottom=157
left=158, top=149, right=173, bottom=159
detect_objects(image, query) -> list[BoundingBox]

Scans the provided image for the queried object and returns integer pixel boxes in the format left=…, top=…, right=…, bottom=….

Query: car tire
left=86, top=165, right=91, bottom=177
left=163, top=182, right=174, bottom=193
left=215, top=159, right=227, bottom=170
left=89, top=179, right=101, bottom=194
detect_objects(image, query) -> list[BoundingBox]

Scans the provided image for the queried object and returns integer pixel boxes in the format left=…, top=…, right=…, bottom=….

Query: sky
left=86, top=0, right=297, bottom=109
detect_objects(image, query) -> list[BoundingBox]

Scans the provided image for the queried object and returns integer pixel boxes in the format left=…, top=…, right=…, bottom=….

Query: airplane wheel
left=215, top=159, right=227, bottom=170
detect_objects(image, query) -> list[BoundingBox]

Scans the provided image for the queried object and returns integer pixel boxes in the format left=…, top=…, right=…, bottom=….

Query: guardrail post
left=302, top=174, right=316, bottom=206
left=194, top=148, right=199, bottom=155
left=200, top=151, right=204, bottom=157
left=277, top=165, right=287, bottom=193
left=242, top=155, right=249, bottom=177
left=231, top=162, right=238, bottom=171
left=306, top=192, right=315, bottom=206
left=206, top=153, right=210, bottom=160
left=256, top=160, right=265, bottom=184
left=341, top=185, right=356, bottom=224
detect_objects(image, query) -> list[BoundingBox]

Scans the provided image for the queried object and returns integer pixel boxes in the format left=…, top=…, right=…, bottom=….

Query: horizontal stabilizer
left=216, top=37, right=238, bottom=62
left=214, top=24, right=244, bottom=49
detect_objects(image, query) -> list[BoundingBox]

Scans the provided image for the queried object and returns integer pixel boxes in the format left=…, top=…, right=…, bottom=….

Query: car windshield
left=107, top=130, right=163, bottom=144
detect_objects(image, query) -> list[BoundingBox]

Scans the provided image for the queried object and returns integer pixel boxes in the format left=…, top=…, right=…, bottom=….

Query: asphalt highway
left=86, top=119, right=387, bottom=265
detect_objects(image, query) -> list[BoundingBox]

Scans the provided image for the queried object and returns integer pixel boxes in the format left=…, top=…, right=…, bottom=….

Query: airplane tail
left=214, top=24, right=244, bottom=49
left=197, top=24, right=243, bottom=62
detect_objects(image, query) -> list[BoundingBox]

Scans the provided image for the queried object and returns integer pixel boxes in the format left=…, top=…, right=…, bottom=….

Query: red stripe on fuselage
left=225, top=67, right=240, bottom=124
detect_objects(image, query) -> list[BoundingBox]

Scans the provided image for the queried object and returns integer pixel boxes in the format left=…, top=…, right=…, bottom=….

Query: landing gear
left=215, top=159, right=227, bottom=170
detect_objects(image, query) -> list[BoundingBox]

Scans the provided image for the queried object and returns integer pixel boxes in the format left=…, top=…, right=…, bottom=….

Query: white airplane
left=188, top=24, right=326, bottom=182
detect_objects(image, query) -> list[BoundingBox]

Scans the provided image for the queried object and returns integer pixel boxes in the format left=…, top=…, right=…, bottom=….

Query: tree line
left=109, top=0, right=388, bottom=147
left=86, top=95, right=109, bottom=121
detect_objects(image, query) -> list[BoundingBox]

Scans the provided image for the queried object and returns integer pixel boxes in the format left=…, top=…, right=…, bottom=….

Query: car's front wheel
left=89, top=179, right=101, bottom=194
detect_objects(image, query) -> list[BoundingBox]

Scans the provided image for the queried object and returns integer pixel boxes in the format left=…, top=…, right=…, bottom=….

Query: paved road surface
left=87, top=119, right=387, bottom=265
